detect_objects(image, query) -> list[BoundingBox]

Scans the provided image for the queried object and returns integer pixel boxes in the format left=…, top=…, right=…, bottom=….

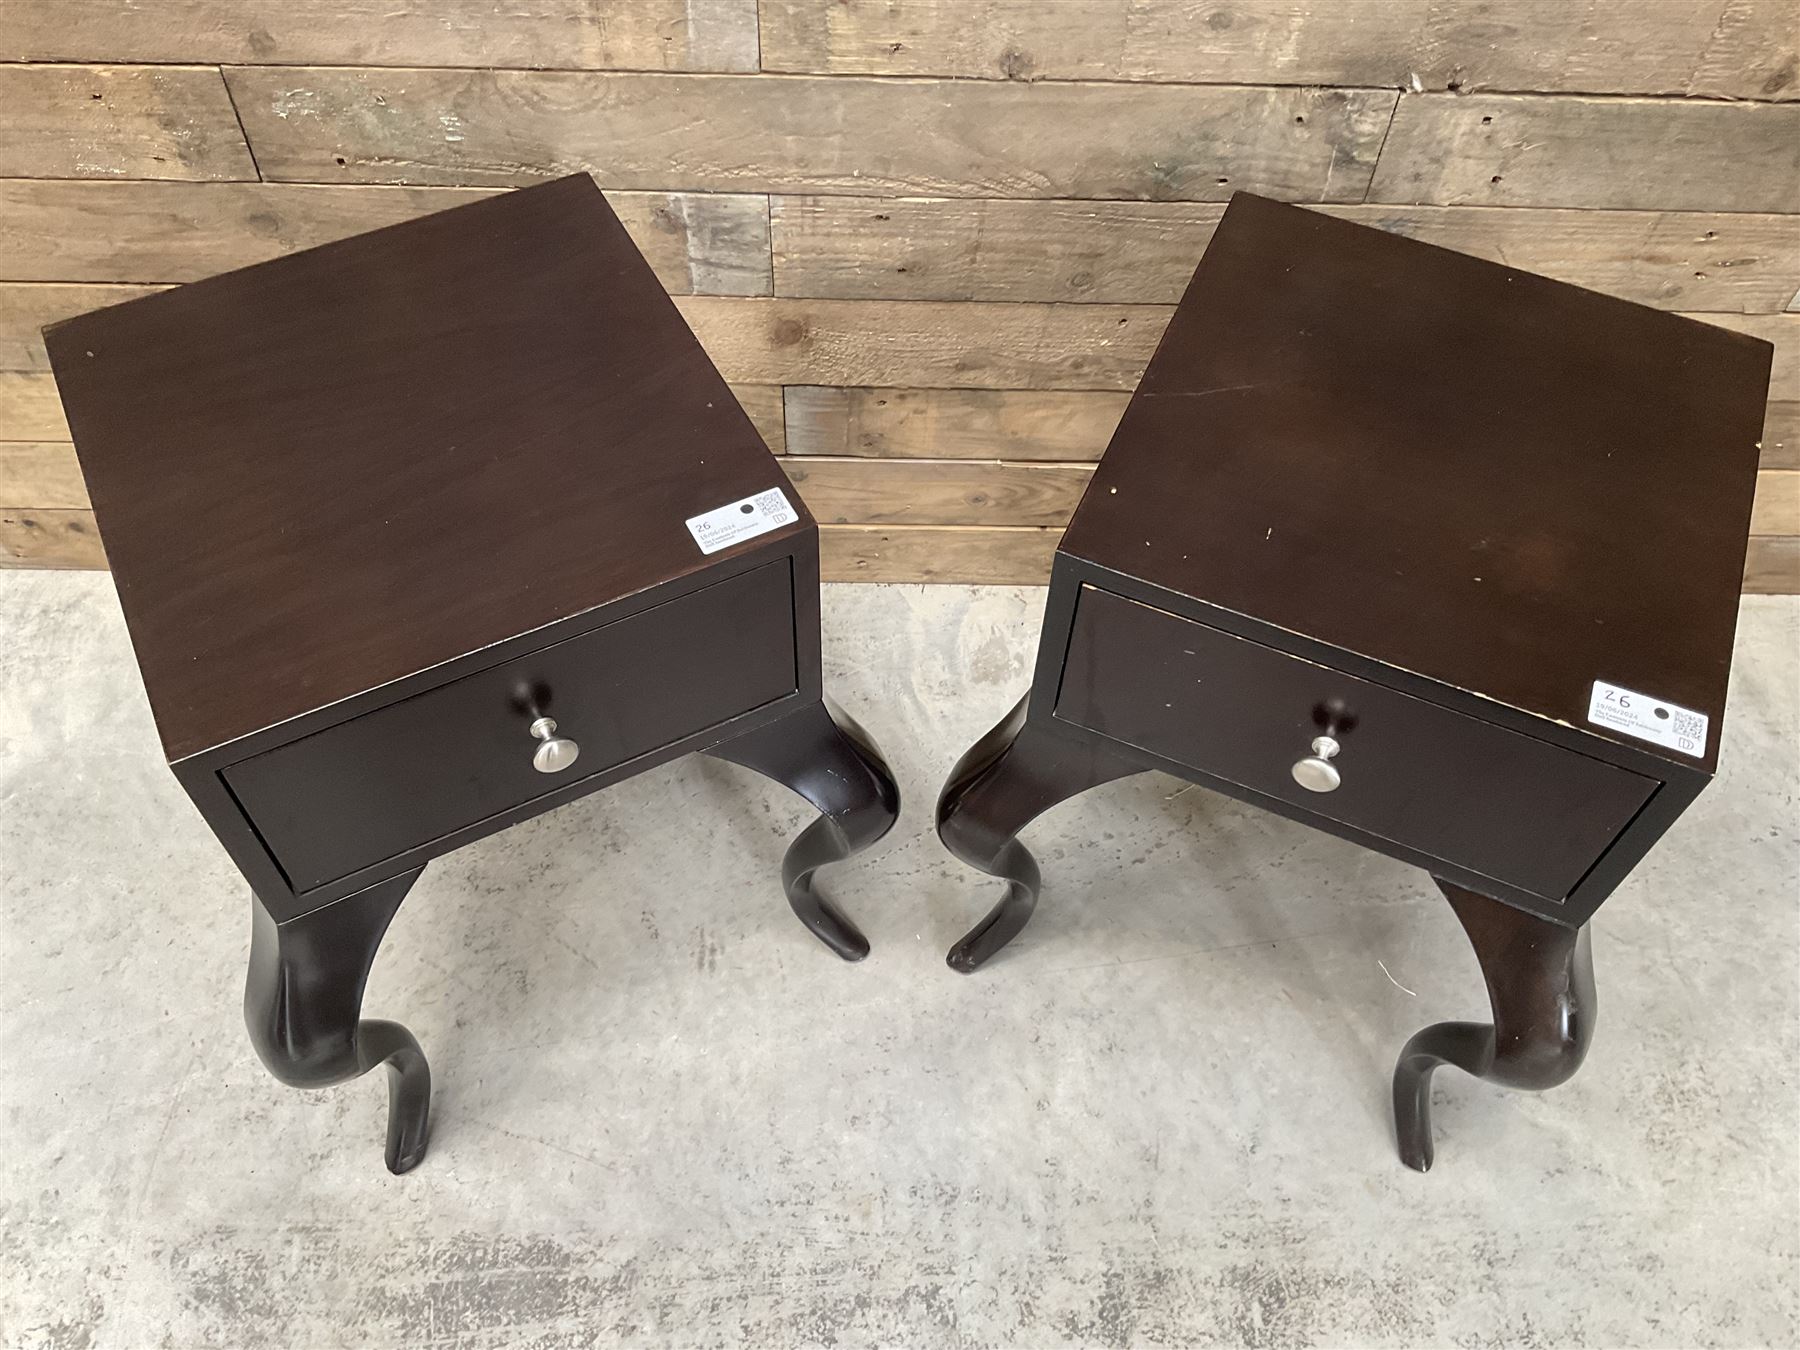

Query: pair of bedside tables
left=48, top=178, right=1770, bottom=1176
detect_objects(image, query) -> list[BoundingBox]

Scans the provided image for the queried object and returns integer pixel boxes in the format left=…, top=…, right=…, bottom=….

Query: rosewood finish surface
left=1060, top=193, right=1770, bottom=768
left=940, top=193, right=1771, bottom=1169
left=47, top=173, right=790, bottom=764
left=48, top=176, right=898, bottom=1172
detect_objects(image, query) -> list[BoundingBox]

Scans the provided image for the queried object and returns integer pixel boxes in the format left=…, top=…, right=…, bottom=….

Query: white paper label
left=685, top=488, right=798, bottom=555
left=1587, top=680, right=1708, bottom=757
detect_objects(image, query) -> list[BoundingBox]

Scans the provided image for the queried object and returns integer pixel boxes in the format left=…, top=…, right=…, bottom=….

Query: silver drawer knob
left=1291, top=735, right=1341, bottom=793
left=529, top=716, right=580, bottom=774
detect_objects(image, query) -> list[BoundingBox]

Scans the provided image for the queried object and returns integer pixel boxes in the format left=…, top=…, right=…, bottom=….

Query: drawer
left=225, top=561, right=797, bottom=892
left=1055, top=587, right=1655, bottom=901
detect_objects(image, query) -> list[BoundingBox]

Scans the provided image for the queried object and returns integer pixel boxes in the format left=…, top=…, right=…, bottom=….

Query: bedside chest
left=937, top=193, right=1772, bottom=1170
left=46, top=175, right=899, bottom=1174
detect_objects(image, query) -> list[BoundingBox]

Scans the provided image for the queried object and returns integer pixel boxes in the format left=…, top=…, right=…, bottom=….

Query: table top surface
left=47, top=174, right=803, bottom=762
left=1060, top=193, right=1772, bottom=769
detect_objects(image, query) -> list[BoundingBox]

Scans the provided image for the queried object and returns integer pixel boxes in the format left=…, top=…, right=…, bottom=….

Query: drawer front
left=1055, top=587, right=1654, bottom=901
left=226, top=561, right=797, bottom=892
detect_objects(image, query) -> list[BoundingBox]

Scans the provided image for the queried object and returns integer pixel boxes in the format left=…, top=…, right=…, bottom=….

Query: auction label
left=686, top=488, right=798, bottom=555
left=1587, top=680, right=1707, bottom=757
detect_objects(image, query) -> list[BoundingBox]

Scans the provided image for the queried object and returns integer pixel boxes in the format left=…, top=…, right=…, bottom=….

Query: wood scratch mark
left=1150, top=381, right=1281, bottom=399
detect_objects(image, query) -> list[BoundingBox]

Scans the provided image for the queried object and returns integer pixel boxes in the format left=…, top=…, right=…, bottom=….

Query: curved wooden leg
left=246, top=868, right=430, bottom=1174
left=1393, top=879, right=1595, bottom=1172
left=938, top=695, right=1148, bottom=973
left=707, top=698, right=900, bottom=962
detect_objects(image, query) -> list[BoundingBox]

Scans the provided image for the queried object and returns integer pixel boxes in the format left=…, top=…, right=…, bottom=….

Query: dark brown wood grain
left=1060, top=194, right=1772, bottom=774
left=225, top=560, right=797, bottom=891
left=44, top=174, right=809, bottom=762
left=1057, top=585, right=1655, bottom=901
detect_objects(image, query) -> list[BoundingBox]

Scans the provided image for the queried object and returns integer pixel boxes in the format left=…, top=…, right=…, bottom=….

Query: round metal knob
left=529, top=716, right=580, bottom=774
left=1291, top=735, right=1341, bottom=793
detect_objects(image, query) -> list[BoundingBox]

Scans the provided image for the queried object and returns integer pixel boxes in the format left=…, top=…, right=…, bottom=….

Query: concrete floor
left=1, top=572, right=1796, bottom=1349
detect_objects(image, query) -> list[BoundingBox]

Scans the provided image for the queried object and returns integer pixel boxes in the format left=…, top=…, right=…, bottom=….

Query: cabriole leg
left=246, top=868, right=430, bottom=1174
left=707, top=698, right=901, bottom=961
left=938, top=695, right=1147, bottom=973
left=1393, top=879, right=1595, bottom=1172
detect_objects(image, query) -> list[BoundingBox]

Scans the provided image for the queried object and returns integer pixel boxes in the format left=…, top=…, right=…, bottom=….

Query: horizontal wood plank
left=676, top=297, right=1167, bottom=390
left=819, top=524, right=1059, bottom=583
left=1369, top=93, right=1800, bottom=214
left=1751, top=470, right=1800, bottom=535
left=0, top=285, right=167, bottom=371
left=0, top=0, right=759, bottom=71
left=1743, top=536, right=1800, bottom=593
left=787, top=384, right=1800, bottom=470
left=1, top=64, right=257, bottom=181
left=1763, top=402, right=1799, bottom=469
left=784, top=386, right=1130, bottom=460
left=0, top=509, right=105, bottom=568
left=759, top=0, right=1800, bottom=102
left=0, top=443, right=89, bottom=510
left=772, top=197, right=1800, bottom=313
left=783, top=457, right=1094, bottom=526
left=0, top=180, right=772, bottom=295
left=224, top=67, right=1397, bottom=200
left=7, top=184, right=1790, bottom=318
left=733, top=385, right=785, bottom=454
left=0, top=372, right=70, bottom=439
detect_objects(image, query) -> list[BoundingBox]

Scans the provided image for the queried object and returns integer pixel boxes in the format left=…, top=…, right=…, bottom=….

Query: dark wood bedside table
left=937, top=193, right=1772, bottom=1170
left=45, top=175, right=898, bottom=1174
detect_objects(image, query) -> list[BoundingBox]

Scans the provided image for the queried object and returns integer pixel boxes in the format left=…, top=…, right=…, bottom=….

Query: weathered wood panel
left=1764, top=402, right=1799, bottom=470
left=692, top=298, right=1797, bottom=401
left=785, top=386, right=1130, bottom=460
left=9, top=488, right=1793, bottom=589
left=0, top=510, right=104, bottom=568
left=0, top=65, right=257, bottom=181
left=0, top=373, right=70, bottom=441
left=733, top=385, right=786, bottom=455
left=0, top=285, right=168, bottom=371
left=10, top=183, right=1791, bottom=315
left=0, top=180, right=773, bottom=295
left=772, top=197, right=1800, bottom=313
left=783, top=457, right=1094, bottom=526
left=819, top=524, right=1060, bottom=583
left=1743, top=536, right=1800, bottom=593
left=676, top=298, right=1167, bottom=390
left=224, top=67, right=1397, bottom=200
left=790, top=384, right=1800, bottom=470
left=1370, top=94, right=1800, bottom=214
left=1752, top=471, right=1800, bottom=535
left=0, top=0, right=760, bottom=71
left=760, top=0, right=1800, bottom=102
left=0, top=444, right=88, bottom=510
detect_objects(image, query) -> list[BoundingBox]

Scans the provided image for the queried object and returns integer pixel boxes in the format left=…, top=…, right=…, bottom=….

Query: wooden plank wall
left=2, top=1, right=1797, bottom=590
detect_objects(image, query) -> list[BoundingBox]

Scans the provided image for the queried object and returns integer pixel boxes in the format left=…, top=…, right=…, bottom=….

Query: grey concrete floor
left=2, top=573, right=1797, bottom=1349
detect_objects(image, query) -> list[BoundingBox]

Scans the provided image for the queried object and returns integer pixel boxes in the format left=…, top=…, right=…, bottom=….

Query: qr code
left=1668, top=709, right=1706, bottom=742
